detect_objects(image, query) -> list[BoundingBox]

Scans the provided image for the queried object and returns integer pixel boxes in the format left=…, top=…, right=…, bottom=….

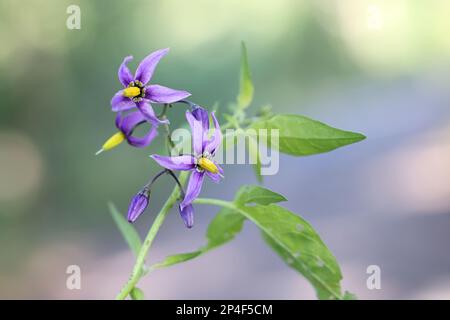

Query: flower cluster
left=98, top=49, right=223, bottom=228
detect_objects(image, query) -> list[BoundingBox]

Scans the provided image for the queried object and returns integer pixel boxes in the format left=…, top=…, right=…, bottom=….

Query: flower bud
left=178, top=203, right=194, bottom=228
left=127, top=188, right=150, bottom=223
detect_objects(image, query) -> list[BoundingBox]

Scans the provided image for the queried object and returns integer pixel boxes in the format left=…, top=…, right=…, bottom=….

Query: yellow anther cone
left=96, top=132, right=126, bottom=155
left=123, top=86, right=141, bottom=98
left=198, top=157, right=219, bottom=174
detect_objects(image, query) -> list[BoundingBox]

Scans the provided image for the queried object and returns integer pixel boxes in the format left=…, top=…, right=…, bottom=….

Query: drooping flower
left=96, top=110, right=158, bottom=155
left=150, top=107, right=223, bottom=228
left=111, top=48, right=191, bottom=124
left=127, top=187, right=151, bottom=223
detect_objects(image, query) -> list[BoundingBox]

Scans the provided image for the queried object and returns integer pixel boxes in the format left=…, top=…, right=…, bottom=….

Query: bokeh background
left=1, top=0, right=449, bottom=299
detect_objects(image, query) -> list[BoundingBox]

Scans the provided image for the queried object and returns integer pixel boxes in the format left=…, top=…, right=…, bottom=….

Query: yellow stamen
left=96, top=132, right=126, bottom=155
left=198, top=157, right=219, bottom=174
left=123, top=86, right=141, bottom=98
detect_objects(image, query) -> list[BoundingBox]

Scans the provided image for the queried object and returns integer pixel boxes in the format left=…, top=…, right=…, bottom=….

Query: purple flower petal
left=116, top=111, right=146, bottom=135
left=179, top=203, right=194, bottom=228
left=118, top=55, right=134, bottom=87
left=205, top=162, right=223, bottom=183
left=115, top=112, right=122, bottom=128
left=205, top=171, right=221, bottom=183
left=180, top=171, right=204, bottom=210
left=137, top=100, right=169, bottom=125
left=204, top=112, right=222, bottom=155
left=128, top=125, right=158, bottom=148
left=134, top=48, right=170, bottom=85
left=191, top=107, right=209, bottom=132
left=145, top=84, right=191, bottom=104
left=216, top=162, right=224, bottom=175
left=111, top=90, right=136, bottom=112
left=186, top=110, right=205, bottom=155
left=150, top=154, right=196, bottom=171
left=115, top=111, right=158, bottom=148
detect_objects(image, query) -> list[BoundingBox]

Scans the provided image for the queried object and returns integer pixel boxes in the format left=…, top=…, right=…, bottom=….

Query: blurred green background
left=1, top=0, right=450, bottom=299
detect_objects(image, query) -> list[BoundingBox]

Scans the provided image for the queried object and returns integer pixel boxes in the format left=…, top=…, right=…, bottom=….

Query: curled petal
left=205, top=171, right=221, bottom=183
left=137, top=101, right=169, bottom=125
left=150, top=154, right=196, bottom=171
left=116, top=111, right=146, bottom=135
left=115, top=112, right=122, bottom=128
left=205, top=163, right=223, bottom=183
left=204, top=112, right=222, bottom=155
left=145, top=84, right=191, bottom=104
left=134, top=48, right=170, bottom=85
left=118, top=55, right=134, bottom=87
left=217, top=163, right=224, bottom=175
left=179, top=203, right=194, bottom=228
left=111, top=90, right=136, bottom=112
left=128, top=125, right=158, bottom=148
left=180, top=171, right=204, bottom=210
left=186, top=110, right=205, bottom=155
left=115, top=111, right=158, bottom=148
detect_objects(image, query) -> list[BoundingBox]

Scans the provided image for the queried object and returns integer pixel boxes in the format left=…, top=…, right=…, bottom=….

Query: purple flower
left=115, top=111, right=158, bottom=148
left=150, top=107, right=223, bottom=228
left=111, top=48, right=191, bottom=125
left=127, top=188, right=150, bottom=223
left=96, top=110, right=158, bottom=155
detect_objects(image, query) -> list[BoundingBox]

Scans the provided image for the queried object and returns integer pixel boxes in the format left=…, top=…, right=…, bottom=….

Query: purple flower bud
left=127, top=189, right=150, bottom=223
left=179, top=203, right=194, bottom=228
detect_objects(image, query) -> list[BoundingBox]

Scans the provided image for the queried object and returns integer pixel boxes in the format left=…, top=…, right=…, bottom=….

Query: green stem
left=116, top=171, right=189, bottom=300
left=194, top=197, right=233, bottom=209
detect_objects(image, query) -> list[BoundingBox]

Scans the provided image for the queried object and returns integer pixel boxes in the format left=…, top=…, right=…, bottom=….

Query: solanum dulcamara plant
left=97, top=43, right=365, bottom=300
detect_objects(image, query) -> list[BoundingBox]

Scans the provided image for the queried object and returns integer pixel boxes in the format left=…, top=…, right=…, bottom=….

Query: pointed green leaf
left=152, top=251, right=203, bottom=268
left=151, top=207, right=245, bottom=269
left=237, top=42, right=254, bottom=110
left=109, top=202, right=142, bottom=257
left=236, top=185, right=286, bottom=206
left=251, top=114, right=366, bottom=156
left=150, top=184, right=346, bottom=300
left=236, top=203, right=343, bottom=300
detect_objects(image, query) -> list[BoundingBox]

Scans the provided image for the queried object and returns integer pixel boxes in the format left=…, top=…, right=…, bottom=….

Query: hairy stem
left=116, top=171, right=189, bottom=300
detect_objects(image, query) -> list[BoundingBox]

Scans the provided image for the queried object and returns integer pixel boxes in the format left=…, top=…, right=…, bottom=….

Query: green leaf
left=236, top=185, right=286, bottom=206
left=152, top=251, right=203, bottom=268
left=251, top=114, right=366, bottom=156
left=237, top=42, right=254, bottom=110
left=109, top=202, right=142, bottom=257
left=227, top=185, right=343, bottom=299
left=151, top=208, right=245, bottom=269
left=234, top=202, right=343, bottom=300
left=151, top=184, right=345, bottom=300
left=130, top=287, right=145, bottom=300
